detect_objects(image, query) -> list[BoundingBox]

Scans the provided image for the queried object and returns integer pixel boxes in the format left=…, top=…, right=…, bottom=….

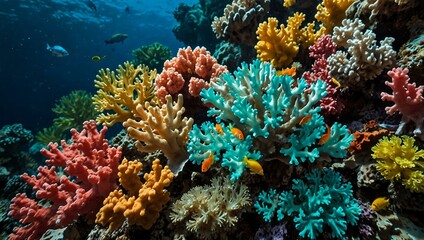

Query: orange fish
left=230, top=125, right=244, bottom=140
left=215, top=123, right=224, bottom=135
left=318, top=124, right=331, bottom=145
left=201, top=153, right=215, bottom=172
left=277, top=66, right=296, bottom=77
left=299, top=115, right=312, bottom=125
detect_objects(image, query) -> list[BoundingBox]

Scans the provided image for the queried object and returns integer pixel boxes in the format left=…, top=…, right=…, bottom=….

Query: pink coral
left=302, top=35, right=344, bottom=115
left=8, top=121, right=121, bottom=240
left=155, top=46, right=227, bottom=104
left=381, top=68, right=424, bottom=139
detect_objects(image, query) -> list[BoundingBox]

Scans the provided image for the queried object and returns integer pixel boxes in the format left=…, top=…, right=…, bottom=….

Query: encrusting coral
left=123, top=94, right=194, bottom=175
left=93, top=62, right=157, bottom=127
left=96, top=158, right=173, bottom=230
left=170, top=176, right=250, bottom=240
left=371, top=135, right=424, bottom=193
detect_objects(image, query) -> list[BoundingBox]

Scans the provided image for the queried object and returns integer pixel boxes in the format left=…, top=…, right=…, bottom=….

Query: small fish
left=371, top=197, right=390, bottom=211
left=242, top=156, right=264, bottom=176
left=201, top=153, right=215, bottom=172
left=230, top=125, right=244, bottom=140
left=85, top=0, right=97, bottom=11
left=105, top=33, right=128, bottom=45
left=91, top=55, right=105, bottom=61
left=318, top=124, right=331, bottom=145
left=299, top=115, right=312, bottom=125
left=331, top=78, right=341, bottom=87
left=277, top=66, right=296, bottom=77
left=215, top=124, right=224, bottom=135
left=46, top=43, right=69, bottom=57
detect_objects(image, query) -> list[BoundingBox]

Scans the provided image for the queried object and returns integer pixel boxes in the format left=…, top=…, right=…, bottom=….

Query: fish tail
left=104, top=40, right=110, bottom=45
left=46, top=43, right=50, bottom=50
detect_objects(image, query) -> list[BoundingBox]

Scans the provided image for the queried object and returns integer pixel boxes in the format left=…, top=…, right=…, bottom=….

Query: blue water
left=0, top=0, right=196, bottom=132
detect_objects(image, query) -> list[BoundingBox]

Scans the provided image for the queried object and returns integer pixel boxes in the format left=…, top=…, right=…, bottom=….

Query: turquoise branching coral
left=371, top=135, right=424, bottom=193
left=255, top=168, right=361, bottom=239
left=198, top=59, right=352, bottom=169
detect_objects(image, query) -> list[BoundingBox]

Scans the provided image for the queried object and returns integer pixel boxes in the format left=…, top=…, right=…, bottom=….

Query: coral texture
left=123, top=94, right=193, bottom=174
left=155, top=46, right=227, bottom=104
left=131, top=42, right=172, bottom=71
left=381, top=68, right=424, bottom=140
left=93, top=62, right=157, bottom=126
left=255, top=168, right=361, bottom=239
left=96, top=158, right=173, bottom=230
left=8, top=121, right=121, bottom=240
left=211, top=0, right=270, bottom=46
left=170, top=176, right=250, bottom=239
left=328, top=18, right=396, bottom=87
left=371, top=135, right=424, bottom=193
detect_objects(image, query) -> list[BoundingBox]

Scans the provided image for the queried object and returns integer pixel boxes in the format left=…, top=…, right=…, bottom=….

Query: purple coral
left=255, top=223, right=287, bottom=240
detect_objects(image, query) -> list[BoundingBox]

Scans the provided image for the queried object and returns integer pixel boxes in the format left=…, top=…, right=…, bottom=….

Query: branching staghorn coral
left=200, top=60, right=353, bottom=166
left=123, top=94, right=194, bottom=175
left=96, top=158, right=174, bottom=230
left=328, top=18, right=397, bottom=87
left=315, top=0, right=356, bottom=34
left=201, top=60, right=325, bottom=154
left=170, top=176, right=250, bottom=240
left=93, top=62, right=157, bottom=126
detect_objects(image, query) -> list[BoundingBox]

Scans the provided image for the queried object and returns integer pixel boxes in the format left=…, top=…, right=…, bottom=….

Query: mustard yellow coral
left=315, top=0, right=355, bottom=34
left=96, top=158, right=173, bottom=230
left=371, top=135, right=424, bottom=193
left=255, top=14, right=305, bottom=69
left=93, top=62, right=157, bottom=126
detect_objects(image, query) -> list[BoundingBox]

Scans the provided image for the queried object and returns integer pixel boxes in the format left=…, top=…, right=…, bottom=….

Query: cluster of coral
left=2, top=0, right=424, bottom=239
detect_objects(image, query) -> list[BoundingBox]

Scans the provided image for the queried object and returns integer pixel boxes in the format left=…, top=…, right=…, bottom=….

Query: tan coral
left=123, top=94, right=194, bottom=174
left=93, top=62, right=157, bottom=126
left=170, top=177, right=250, bottom=240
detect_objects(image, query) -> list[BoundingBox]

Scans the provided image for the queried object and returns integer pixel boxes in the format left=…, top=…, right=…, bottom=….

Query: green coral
left=371, top=135, right=424, bottom=193
left=131, top=42, right=172, bottom=71
left=35, top=90, right=97, bottom=144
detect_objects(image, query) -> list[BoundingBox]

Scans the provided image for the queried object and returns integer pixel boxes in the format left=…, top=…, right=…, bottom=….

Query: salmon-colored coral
left=96, top=158, right=174, bottom=230
left=155, top=46, right=227, bottom=104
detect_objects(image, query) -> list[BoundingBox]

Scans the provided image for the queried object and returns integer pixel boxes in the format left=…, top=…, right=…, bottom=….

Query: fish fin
left=46, top=43, right=50, bottom=50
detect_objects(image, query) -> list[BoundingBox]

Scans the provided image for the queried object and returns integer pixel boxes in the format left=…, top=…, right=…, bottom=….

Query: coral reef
left=8, top=121, right=121, bottom=240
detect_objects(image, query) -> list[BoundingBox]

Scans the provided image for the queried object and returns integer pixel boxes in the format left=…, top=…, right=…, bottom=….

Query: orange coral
left=96, top=158, right=174, bottom=230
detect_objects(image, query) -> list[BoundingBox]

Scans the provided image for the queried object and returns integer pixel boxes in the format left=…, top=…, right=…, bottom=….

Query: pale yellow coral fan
left=123, top=94, right=194, bottom=174
left=170, top=177, right=250, bottom=239
left=93, top=62, right=157, bottom=126
left=255, top=14, right=305, bottom=69
left=315, top=0, right=355, bottom=34
left=96, top=158, right=174, bottom=230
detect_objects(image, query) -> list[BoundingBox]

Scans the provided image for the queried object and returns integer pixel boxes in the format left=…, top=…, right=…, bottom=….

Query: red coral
left=155, top=46, right=227, bottom=104
left=303, top=35, right=343, bottom=115
left=8, top=121, right=121, bottom=240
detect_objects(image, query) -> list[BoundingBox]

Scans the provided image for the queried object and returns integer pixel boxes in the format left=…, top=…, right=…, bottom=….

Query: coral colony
left=5, top=0, right=424, bottom=239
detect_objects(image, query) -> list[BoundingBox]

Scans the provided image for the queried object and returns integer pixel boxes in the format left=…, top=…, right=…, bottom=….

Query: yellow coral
left=123, top=94, right=194, bottom=174
left=255, top=14, right=305, bottom=69
left=93, top=62, right=157, bottom=126
left=315, top=0, right=355, bottom=34
left=283, top=0, right=296, bottom=7
left=96, top=158, right=174, bottom=230
left=371, top=135, right=424, bottom=193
